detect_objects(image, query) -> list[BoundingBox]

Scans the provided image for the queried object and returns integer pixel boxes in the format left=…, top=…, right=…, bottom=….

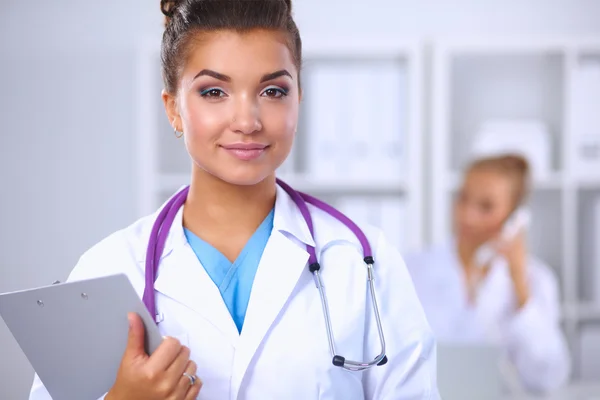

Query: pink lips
left=220, top=143, right=268, bottom=161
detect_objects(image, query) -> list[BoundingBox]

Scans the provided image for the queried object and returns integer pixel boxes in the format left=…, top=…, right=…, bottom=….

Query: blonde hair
left=466, top=154, right=531, bottom=208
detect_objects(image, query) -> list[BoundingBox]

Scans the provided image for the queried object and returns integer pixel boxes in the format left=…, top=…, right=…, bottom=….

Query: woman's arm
left=494, top=233, right=571, bottom=393
left=502, top=262, right=571, bottom=394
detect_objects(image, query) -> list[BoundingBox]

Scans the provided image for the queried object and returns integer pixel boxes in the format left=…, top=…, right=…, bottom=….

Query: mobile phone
left=474, top=207, right=531, bottom=267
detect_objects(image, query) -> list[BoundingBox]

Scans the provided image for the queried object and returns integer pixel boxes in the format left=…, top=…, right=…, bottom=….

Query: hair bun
left=284, top=0, right=293, bottom=14
left=161, top=0, right=183, bottom=21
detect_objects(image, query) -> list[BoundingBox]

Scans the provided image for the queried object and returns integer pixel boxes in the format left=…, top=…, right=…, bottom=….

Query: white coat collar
left=135, top=183, right=315, bottom=264
left=132, top=183, right=314, bottom=367
left=272, top=183, right=316, bottom=247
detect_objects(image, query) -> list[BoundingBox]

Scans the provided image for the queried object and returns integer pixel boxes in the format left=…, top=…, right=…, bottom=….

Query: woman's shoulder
left=526, top=255, right=560, bottom=289
left=305, top=199, right=451, bottom=265
left=67, top=211, right=159, bottom=282
left=305, top=200, right=419, bottom=282
left=306, top=201, right=386, bottom=253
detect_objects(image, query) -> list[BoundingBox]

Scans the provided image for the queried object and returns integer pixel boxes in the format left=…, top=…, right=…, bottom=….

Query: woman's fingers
left=176, top=360, right=199, bottom=399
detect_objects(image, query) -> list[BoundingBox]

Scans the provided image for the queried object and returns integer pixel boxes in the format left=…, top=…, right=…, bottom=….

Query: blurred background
left=1, top=0, right=600, bottom=398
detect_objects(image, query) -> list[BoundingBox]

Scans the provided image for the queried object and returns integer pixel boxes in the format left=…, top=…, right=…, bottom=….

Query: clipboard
left=0, top=273, right=163, bottom=400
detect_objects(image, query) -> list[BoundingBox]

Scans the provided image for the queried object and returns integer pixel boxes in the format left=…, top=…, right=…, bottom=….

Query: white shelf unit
left=430, top=37, right=600, bottom=380
left=135, top=37, right=425, bottom=255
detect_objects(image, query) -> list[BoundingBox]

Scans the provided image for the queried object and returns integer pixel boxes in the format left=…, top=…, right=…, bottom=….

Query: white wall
left=1, top=1, right=599, bottom=398
left=293, top=0, right=600, bottom=38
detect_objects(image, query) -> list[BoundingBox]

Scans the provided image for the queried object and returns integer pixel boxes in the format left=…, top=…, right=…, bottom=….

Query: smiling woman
left=162, top=27, right=299, bottom=188
left=27, top=1, right=440, bottom=399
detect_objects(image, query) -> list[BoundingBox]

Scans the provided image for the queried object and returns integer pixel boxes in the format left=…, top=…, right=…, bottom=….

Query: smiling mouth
left=220, top=144, right=269, bottom=161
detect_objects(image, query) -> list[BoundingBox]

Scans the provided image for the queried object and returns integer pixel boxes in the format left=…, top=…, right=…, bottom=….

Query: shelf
left=563, top=303, right=600, bottom=322
left=279, top=174, right=407, bottom=194
left=445, top=172, right=564, bottom=191
left=577, top=303, right=600, bottom=321
left=577, top=188, right=600, bottom=306
left=579, top=321, right=600, bottom=382
left=576, top=41, right=600, bottom=54
left=577, top=176, right=600, bottom=190
left=436, top=37, right=573, bottom=54
left=157, top=173, right=407, bottom=195
left=435, top=37, right=600, bottom=57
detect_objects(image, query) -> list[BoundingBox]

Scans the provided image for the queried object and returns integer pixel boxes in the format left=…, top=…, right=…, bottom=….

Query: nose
left=455, top=201, right=476, bottom=227
left=461, top=206, right=482, bottom=229
left=230, top=95, right=262, bottom=134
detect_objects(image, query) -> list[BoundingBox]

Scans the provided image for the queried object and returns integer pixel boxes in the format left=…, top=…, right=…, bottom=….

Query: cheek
left=181, top=95, right=228, bottom=140
left=479, top=213, right=505, bottom=233
left=261, top=102, right=298, bottom=138
left=454, top=202, right=470, bottom=222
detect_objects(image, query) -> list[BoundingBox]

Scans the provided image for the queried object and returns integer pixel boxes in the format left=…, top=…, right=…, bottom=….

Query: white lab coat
left=404, top=243, right=571, bottom=394
left=29, top=184, right=440, bottom=400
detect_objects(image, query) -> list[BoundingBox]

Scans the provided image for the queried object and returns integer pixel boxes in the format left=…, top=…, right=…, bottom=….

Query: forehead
left=181, top=29, right=297, bottom=81
left=464, top=170, right=513, bottom=199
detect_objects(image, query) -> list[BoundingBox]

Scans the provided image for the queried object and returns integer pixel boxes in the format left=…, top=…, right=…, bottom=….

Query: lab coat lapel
left=232, top=230, right=309, bottom=391
left=153, top=245, right=239, bottom=345
left=230, top=184, right=315, bottom=393
left=139, top=198, right=239, bottom=345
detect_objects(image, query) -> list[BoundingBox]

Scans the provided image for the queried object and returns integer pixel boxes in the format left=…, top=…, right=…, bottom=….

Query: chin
left=215, top=168, right=274, bottom=187
left=456, top=229, right=479, bottom=243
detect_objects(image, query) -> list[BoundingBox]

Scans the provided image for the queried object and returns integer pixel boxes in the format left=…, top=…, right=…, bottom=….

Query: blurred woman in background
left=404, top=154, right=570, bottom=394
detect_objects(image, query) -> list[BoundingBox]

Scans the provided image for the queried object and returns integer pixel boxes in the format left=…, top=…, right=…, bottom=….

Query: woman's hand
left=492, top=229, right=530, bottom=309
left=106, top=313, right=202, bottom=400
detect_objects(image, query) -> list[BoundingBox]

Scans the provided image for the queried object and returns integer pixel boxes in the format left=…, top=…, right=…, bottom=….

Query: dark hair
left=159, top=0, right=302, bottom=95
left=468, top=154, right=531, bottom=207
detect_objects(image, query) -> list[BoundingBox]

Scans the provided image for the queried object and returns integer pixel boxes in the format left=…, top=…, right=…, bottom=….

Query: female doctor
left=404, top=155, right=570, bottom=394
left=29, top=0, right=438, bottom=399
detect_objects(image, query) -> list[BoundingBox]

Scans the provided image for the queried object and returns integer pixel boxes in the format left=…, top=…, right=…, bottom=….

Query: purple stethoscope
left=141, top=178, right=387, bottom=371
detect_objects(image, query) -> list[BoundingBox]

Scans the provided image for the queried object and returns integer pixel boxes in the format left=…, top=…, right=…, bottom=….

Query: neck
left=457, top=238, right=485, bottom=305
left=182, top=168, right=277, bottom=237
left=456, top=238, right=478, bottom=270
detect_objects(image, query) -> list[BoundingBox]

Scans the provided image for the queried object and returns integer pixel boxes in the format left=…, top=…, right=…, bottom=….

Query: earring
left=172, top=119, right=183, bottom=138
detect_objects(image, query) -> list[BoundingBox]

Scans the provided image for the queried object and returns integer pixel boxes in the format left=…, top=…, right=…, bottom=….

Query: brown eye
left=261, top=86, right=288, bottom=98
left=479, top=201, right=493, bottom=214
left=200, top=88, right=226, bottom=98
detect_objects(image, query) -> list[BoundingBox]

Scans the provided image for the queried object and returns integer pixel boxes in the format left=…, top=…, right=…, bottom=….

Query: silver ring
left=183, top=372, right=196, bottom=386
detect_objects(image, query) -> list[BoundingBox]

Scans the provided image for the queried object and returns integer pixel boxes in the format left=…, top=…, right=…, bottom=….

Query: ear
left=162, top=89, right=181, bottom=131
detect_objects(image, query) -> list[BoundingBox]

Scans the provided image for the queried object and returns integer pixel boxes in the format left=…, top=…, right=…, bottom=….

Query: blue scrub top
left=183, top=208, right=275, bottom=333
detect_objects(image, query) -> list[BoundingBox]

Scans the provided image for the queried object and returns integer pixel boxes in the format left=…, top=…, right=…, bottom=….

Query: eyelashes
left=200, top=88, right=226, bottom=98
left=198, top=85, right=290, bottom=99
left=261, top=85, right=289, bottom=98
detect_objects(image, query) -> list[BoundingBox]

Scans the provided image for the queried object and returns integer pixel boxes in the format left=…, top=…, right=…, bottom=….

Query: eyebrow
left=192, top=69, right=293, bottom=83
left=193, top=69, right=231, bottom=82
left=260, top=69, right=292, bottom=82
